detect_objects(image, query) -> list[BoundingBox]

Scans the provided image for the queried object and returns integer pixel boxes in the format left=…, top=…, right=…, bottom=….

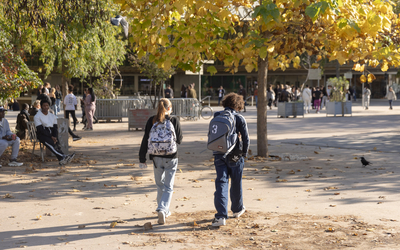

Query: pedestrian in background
left=267, top=86, right=275, bottom=110
left=313, top=87, right=322, bottom=113
left=84, top=88, right=96, bottom=131
left=302, top=85, right=312, bottom=113
left=385, top=86, right=397, bottom=110
left=218, top=86, right=225, bottom=106
left=55, top=85, right=62, bottom=114
left=49, top=88, right=57, bottom=115
left=238, top=84, right=247, bottom=112
left=180, top=84, right=186, bottom=98
left=253, top=85, right=258, bottom=108
left=64, top=85, right=78, bottom=131
left=363, top=86, right=371, bottom=110
left=164, top=84, right=174, bottom=98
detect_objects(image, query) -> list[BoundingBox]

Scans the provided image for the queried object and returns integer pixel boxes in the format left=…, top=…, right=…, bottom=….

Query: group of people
left=1, top=83, right=98, bottom=167
left=0, top=99, right=75, bottom=168
left=139, top=92, right=249, bottom=227
left=178, top=83, right=197, bottom=99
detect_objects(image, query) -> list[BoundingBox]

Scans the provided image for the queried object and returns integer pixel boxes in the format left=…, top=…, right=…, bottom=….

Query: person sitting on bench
left=34, top=100, right=75, bottom=165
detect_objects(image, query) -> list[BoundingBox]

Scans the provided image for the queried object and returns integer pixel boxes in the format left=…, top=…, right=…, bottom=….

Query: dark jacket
left=213, top=108, right=250, bottom=158
left=15, top=109, right=30, bottom=139
left=238, top=88, right=246, bottom=99
left=139, top=116, right=183, bottom=163
left=279, top=90, right=290, bottom=102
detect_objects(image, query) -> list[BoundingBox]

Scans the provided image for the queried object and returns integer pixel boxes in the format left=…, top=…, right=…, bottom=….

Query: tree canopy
left=119, top=0, right=400, bottom=156
left=0, top=0, right=127, bottom=100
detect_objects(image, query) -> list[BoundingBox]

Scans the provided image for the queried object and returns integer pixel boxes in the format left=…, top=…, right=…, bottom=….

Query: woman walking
left=385, top=86, right=397, bottom=110
left=84, top=88, right=96, bottom=131
left=49, top=88, right=57, bottom=115
left=139, top=98, right=183, bottom=225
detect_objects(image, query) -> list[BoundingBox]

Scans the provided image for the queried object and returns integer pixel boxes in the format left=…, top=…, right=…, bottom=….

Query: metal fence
left=170, top=98, right=200, bottom=120
left=95, top=97, right=200, bottom=122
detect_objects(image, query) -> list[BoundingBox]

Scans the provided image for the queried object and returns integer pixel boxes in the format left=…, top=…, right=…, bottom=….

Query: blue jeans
left=153, top=157, right=178, bottom=214
left=255, top=96, right=258, bottom=107
left=214, top=154, right=244, bottom=219
left=56, top=99, right=61, bottom=113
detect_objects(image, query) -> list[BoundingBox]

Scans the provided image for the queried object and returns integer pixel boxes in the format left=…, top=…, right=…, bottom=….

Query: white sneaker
left=212, top=217, right=226, bottom=227
left=165, top=211, right=171, bottom=217
left=8, top=160, right=23, bottom=167
left=158, top=211, right=166, bottom=225
left=232, top=207, right=246, bottom=218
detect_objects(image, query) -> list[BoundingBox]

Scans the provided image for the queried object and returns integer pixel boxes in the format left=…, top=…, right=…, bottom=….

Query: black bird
left=360, top=157, right=372, bottom=167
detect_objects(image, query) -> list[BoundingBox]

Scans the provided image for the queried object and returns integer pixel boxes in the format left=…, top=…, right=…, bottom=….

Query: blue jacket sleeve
left=235, top=114, right=250, bottom=157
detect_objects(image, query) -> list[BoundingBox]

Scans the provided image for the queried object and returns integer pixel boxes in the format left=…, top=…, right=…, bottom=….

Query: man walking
left=0, top=106, right=23, bottom=167
left=211, top=93, right=250, bottom=227
left=302, top=85, right=312, bottom=113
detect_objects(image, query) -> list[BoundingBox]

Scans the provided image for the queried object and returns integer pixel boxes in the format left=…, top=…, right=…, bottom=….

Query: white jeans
left=364, top=97, right=370, bottom=108
left=321, top=96, right=327, bottom=109
left=0, top=138, right=20, bottom=160
left=304, top=100, right=311, bottom=113
left=153, top=157, right=178, bottom=214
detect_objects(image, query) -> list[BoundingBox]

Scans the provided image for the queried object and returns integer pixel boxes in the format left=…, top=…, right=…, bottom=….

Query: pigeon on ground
left=111, top=15, right=129, bottom=38
left=360, top=157, right=372, bottom=167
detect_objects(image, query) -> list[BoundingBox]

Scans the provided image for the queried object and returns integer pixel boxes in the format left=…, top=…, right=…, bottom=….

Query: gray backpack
left=207, top=110, right=237, bottom=156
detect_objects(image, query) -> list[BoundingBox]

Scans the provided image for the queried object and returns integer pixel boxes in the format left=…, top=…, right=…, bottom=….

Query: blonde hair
left=153, top=98, right=172, bottom=124
left=34, top=100, right=41, bottom=108
left=50, top=88, right=55, bottom=94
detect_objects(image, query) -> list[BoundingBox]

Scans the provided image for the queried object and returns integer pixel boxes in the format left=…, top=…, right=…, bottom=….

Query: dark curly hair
left=221, top=93, right=244, bottom=111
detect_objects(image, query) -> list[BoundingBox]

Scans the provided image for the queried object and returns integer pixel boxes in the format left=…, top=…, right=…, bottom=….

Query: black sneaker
left=73, top=136, right=82, bottom=141
left=9, top=159, right=23, bottom=167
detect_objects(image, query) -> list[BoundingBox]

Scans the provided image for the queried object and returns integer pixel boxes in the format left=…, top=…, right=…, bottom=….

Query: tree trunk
left=257, top=57, right=268, bottom=157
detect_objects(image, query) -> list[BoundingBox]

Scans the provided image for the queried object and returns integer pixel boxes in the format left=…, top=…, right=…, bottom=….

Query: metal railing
left=95, top=97, right=201, bottom=122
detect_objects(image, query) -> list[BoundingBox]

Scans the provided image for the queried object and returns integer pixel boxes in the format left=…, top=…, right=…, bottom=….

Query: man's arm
left=236, top=114, right=250, bottom=157
left=172, top=117, right=182, bottom=144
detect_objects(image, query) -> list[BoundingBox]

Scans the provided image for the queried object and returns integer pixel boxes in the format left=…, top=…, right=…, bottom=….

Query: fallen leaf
left=305, top=174, right=313, bottom=178
left=257, top=198, right=263, bottom=201
left=44, top=213, right=53, bottom=216
left=305, top=189, right=312, bottom=192
left=36, top=215, right=42, bottom=220
left=354, top=157, right=358, bottom=159
left=271, top=229, right=278, bottom=232
left=57, top=237, right=66, bottom=241
left=314, top=151, right=319, bottom=154
left=326, top=228, right=335, bottom=232
left=122, top=241, right=132, bottom=244
left=72, top=189, right=80, bottom=192
left=334, top=193, right=340, bottom=195
left=3, top=193, right=14, bottom=199
left=324, top=187, right=338, bottom=190
left=288, top=170, right=295, bottom=174
left=329, top=204, right=336, bottom=207
left=110, top=222, right=118, bottom=228
left=78, top=225, right=86, bottom=229
left=144, top=222, right=152, bottom=230
left=373, top=147, right=377, bottom=150
left=366, top=228, right=375, bottom=231
left=93, top=207, right=104, bottom=209
left=276, top=179, right=288, bottom=182
left=379, top=196, right=386, bottom=199
left=353, top=233, right=358, bottom=236
left=248, top=188, right=254, bottom=190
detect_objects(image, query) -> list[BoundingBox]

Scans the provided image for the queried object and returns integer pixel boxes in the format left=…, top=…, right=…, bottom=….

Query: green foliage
left=327, top=77, right=349, bottom=102
left=0, top=30, right=42, bottom=102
